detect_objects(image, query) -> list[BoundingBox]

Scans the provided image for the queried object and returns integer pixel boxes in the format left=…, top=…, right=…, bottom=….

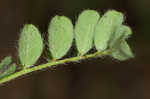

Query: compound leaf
left=75, top=10, right=100, bottom=55
left=18, top=24, right=44, bottom=68
left=48, top=16, right=73, bottom=59
left=94, top=10, right=124, bottom=51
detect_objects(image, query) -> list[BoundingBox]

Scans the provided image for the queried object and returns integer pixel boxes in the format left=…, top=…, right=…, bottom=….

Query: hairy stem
left=0, top=51, right=109, bottom=85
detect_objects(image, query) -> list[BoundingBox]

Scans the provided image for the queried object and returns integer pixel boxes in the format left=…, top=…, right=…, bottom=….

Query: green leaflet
left=110, top=25, right=134, bottom=60
left=109, top=25, right=132, bottom=49
left=0, top=56, right=12, bottom=71
left=0, top=63, right=16, bottom=79
left=94, top=10, right=124, bottom=51
left=75, top=10, right=100, bottom=55
left=18, top=24, right=44, bottom=67
left=111, top=41, right=134, bottom=61
left=48, top=16, right=73, bottom=59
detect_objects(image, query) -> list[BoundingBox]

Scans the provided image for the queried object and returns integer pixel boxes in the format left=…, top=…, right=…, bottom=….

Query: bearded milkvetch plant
left=0, top=9, right=134, bottom=85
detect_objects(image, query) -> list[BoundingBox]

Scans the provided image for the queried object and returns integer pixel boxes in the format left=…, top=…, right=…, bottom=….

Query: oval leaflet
left=48, top=16, right=73, bottom=59
left=94, top=10, right=124, bottom=51
left=75, top=10, right=100, bottom=55
left=18, top=24, right=44, bottom=67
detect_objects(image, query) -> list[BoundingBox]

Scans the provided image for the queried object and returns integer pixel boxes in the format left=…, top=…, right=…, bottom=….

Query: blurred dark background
left=0, top=0, right=147, bottom=99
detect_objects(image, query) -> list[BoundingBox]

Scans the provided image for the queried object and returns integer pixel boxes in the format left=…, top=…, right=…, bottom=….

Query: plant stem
left=0, top=51, right=109, bottom=85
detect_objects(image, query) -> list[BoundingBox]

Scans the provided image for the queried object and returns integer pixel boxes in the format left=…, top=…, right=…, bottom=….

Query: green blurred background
left=0, top=0, right=147, bottom=99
